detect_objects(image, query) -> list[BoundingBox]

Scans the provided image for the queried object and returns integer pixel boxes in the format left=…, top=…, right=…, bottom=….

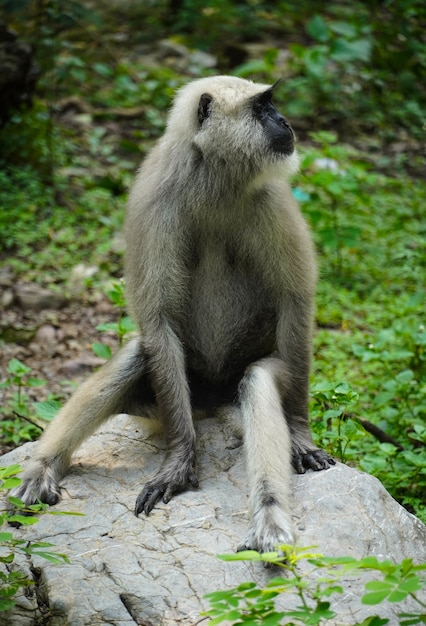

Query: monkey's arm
left=134, top=318, right=198, bottom=516
left=125, top=199, right=199, bottom=516
left=277, top=294, right=335, bottom=473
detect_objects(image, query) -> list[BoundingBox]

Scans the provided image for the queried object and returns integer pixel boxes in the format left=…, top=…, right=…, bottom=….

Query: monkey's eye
left=252, top=100, right=264, bottom=118
left=198, top=93, right=213, bottom=126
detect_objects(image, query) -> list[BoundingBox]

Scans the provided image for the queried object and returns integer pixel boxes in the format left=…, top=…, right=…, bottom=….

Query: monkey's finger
left=306, top=453, right=323, bottom=470
left=143, top=488, right=164, bottom=514
left=303, top=451, right=331, bottom=471
left=308, top=450, right=336, bottom=470
left=293, top=456, right=306, bottom=474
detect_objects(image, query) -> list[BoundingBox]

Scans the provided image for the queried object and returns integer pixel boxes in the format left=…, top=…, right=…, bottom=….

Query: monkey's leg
left=238, top=358, right=296, bottom=554
left=11, top=338, right=147, bottom=507
left=134, top=323, right=198, bottom=516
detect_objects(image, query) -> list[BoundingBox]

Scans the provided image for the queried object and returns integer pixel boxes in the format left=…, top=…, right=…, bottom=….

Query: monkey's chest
left=184, top=243, right=276, bottom=379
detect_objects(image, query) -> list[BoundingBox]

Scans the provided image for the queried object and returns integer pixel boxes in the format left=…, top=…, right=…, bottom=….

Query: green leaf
left=47, top=510, right=84, bottom=517
left=7, top=515, right=39, bottom=526
left=30, top=551, right=69, bottom=564
left=0, top=553, right=15, bottom=564
left=118, top=316, right=137, bottom=333
left=362, top=589, right=390, bottom=605
left=92, top=342, right=112, bottom=359
left=7, top=358, right=31, bottom=376
left=329, top=21, right=358, bottom=38
left=27, top=377, right=46, bottom=387
left=96, top=322, right=119, bottom=333
left=7, top=496, right=24, bottom=508
left=34, top=400, right=62, bottom=421
left=340, top=226, right=361, bottom=247
left=1, top=477, right=21, bottom=490
left=0, top=532, right=14, bottom=542
left=399, top=613, right=426, bottom=626
left=323, top=409, right=343, bottom=419
left=356, top=617, right=389, bottom=626
left=0, top=599, right=16, bottom=612
left=331, top=38, right=372, bottom=63
left=217, top=550, right=265, bottom=562
left=396, top=369, right=414, bottom=384
left=0, top=465, right=22, bottom=479
left=307, top=15, right=330, bottom=42
left=93, top=63, right=114, bottom=77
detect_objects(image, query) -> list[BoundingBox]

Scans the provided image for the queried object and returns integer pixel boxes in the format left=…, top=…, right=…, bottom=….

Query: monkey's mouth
left=262, top=110, right=295, bottom=156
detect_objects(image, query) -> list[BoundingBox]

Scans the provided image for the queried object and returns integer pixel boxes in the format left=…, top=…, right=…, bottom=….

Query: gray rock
left=1, top=415, right=425, bottom=625
left=68, top=264, right=99, bottom=297
left=15, top=284, right=67, bottom=311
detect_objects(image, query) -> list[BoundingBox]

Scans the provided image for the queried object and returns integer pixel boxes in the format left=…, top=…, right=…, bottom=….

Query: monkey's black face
left=252, top=90, right=295, bottom=156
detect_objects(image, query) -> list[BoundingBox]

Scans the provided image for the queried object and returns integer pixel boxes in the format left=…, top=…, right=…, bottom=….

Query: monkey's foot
left=238, top=503, right=295, bottom=556
left=10, top=460, right=62, bottom=507
left=292, top=446, right=335, bottom=474
left=135, top=457, right=198, bottom=516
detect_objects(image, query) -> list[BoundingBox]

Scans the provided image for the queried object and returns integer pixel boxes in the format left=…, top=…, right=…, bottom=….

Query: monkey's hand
left=292, top=445, right=335, bottom=474
left=134, top=453, right=198, bottom=516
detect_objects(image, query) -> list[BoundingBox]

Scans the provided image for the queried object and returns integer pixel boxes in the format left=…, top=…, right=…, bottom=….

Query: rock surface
left=15, top=284, right=68, bottom=311
left=1, top=414, right=425, bottom=625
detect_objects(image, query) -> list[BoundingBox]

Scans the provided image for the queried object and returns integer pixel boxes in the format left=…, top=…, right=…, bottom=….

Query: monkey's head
left=165, top=76, right=299, bottom=180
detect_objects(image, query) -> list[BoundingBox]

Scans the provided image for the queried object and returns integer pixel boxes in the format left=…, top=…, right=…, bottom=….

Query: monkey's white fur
left=12, top=76, right=334, bottom=554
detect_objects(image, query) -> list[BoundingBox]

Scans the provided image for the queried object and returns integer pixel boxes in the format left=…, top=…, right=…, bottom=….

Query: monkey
left=11, top=75, right=335, bottom=553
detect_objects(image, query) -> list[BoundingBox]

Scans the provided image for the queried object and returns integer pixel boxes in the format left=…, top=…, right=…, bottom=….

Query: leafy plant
left=277, top=8, right=425, bottom=140
left=310, top=381, right=361, bottom=463
left=351, top=320, right=426, bottom=518
left=204, top=546, right=426, bottom=625
left=283, top=13, right=372, bottom=128
left=297, top=131, right=379, bottom=279
left=0, top=465, right=72, bottom=612
left=0, top=359, right=46, bottom=444
left=93, top=280, right=137, bottom=355
left=0, top=359, right=62, bottom=445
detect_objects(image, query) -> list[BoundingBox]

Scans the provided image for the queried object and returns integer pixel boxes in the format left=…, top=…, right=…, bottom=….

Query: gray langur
left=12, top=75, right=335, bottom=552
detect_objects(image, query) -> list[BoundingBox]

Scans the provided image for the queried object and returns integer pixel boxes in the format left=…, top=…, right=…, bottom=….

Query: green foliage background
left=0, top=0, right=425, bottom=524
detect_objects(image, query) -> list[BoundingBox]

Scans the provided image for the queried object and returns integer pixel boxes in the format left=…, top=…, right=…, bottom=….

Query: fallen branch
left=359, top=418, right=404, bottom=451
left=56, top=96, right=145, bottom=119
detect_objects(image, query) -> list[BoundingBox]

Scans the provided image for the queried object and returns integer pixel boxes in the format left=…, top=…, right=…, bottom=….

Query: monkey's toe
left=135, top=485, right=164, bottom=516
left=293, top=448, right=335, bottom=474
left=135, top=465, right=199, bottom=517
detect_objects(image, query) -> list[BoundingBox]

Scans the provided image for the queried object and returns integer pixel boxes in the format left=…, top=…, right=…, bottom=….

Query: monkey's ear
left=198, top=93, right=213, bottom=126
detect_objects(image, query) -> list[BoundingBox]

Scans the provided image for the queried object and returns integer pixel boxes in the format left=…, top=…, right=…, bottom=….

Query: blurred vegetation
left=0, top=0, right=425, bottom=522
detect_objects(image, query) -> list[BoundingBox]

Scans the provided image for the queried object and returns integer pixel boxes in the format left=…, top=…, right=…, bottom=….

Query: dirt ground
left=0, top=294, right=121, bottom=455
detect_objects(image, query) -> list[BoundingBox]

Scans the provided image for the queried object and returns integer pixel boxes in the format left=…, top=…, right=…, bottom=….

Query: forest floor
left=0, top=295, right=121, bottom=455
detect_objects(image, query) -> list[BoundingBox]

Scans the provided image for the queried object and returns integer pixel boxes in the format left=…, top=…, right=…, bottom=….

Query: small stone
left=68, top=264, right=99, bottom=297
left=35, top=324, right=57, bottom=344
left=0, top=265, right=14, bottom=287
left=60, top=353, right=106, bottom=375
left=1, top=288, right=14, bottom=308
left=16, top=284, right=67, bottom=311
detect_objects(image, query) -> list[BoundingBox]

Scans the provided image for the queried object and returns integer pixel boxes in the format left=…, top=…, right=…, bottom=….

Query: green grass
left=0, top=7, right=424, bottom=520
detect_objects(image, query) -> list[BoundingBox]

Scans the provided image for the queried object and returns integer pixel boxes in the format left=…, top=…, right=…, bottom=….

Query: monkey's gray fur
left=12, top=76, right=334, bottom=553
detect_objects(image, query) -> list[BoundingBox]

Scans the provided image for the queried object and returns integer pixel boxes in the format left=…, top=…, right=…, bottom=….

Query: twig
left=359, top=418, right=404, bottom=451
